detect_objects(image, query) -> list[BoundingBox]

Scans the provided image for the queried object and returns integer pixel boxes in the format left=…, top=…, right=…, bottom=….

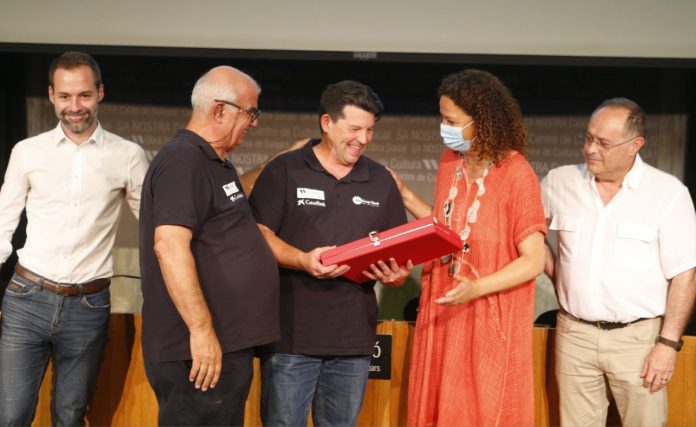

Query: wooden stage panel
left=32, top=315, right=695, bottom=426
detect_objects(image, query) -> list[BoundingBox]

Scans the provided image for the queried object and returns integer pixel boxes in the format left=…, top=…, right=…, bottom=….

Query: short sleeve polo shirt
left=249, top=139, right=407, bottom=356
left=140, top=129, right=280, bottom=362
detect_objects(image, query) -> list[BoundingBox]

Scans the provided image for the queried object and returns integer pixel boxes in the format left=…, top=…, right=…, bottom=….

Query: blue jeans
left=0, top=273, right=110, bottom=427
left=260, top=353, right=371, bottom=427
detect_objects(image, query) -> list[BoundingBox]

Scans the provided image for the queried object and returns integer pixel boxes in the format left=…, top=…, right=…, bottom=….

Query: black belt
left=561, top=309, right=656, bottom=331
left=15, top=264, right=110, bottom=297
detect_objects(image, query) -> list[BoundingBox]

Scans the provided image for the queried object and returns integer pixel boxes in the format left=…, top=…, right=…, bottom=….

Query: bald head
left=592, top=97, right=646, bottom=139
left=191, top=66, right=261, bottom=115
left=186, top=66, right=262, bottom=158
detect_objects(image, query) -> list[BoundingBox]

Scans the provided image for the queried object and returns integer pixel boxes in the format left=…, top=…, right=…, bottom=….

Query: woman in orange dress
left=396, top=69, right=547, bottom=426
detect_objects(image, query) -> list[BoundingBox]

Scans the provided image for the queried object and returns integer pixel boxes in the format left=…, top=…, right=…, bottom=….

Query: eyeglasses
left=214, top=99, right=261, bottom=122
left=579, top=132, right=638, bottom=151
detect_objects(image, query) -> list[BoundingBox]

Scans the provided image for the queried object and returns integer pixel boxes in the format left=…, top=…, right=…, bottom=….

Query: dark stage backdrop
left=1, top=50, right=695, bottom=325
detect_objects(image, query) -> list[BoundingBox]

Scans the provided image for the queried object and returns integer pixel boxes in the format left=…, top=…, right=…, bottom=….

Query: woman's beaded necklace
left=442, top=155, right=492, bottom=276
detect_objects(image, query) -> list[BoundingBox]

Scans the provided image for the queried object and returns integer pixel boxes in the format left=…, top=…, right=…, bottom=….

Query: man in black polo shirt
left=249, top=80, right=412, bottom=427
left=139, top=66, right=279, bottom=426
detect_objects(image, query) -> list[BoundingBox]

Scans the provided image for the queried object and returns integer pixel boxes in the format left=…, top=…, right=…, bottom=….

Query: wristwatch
left=656, top=335, right=684, bottom=352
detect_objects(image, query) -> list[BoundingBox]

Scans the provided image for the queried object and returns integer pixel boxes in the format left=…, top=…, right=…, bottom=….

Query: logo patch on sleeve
left=222, top=181, right=244, bottom=201
left=223, top=181, right=239, bottom=196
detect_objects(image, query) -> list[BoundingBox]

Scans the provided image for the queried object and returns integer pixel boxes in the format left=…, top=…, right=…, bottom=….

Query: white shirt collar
left=622, top=154, right=646, bottom=191
left=583, top=153, right=646, bottom=191
left=51, top=122, right=104, bottom=148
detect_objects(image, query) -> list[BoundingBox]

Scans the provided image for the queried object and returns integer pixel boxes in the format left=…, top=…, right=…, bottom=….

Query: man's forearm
left=660, top=268, right=696, bottom=341
left=257, top=224, right=305, bottom=270
left=154, top=225, right=222, bottom=391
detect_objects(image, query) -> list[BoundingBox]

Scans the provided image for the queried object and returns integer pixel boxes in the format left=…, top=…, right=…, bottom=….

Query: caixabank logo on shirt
left=297, top=187, right=325, bottom=207
left=352, top=195, right=380, bottom=208
left=222, top=181, right=244, bottom=202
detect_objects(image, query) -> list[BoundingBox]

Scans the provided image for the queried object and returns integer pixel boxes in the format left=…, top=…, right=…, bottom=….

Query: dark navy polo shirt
left=249, top=139, right=407, bottom=356
left=139, top=129, right=280, bottom=362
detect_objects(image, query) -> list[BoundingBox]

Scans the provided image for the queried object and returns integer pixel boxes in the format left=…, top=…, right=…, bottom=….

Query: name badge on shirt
left=297, top=187, right=325, bottom=200
left=222, top=181, right=244, bottom=202
left=297, top=187, right=326, bottom=207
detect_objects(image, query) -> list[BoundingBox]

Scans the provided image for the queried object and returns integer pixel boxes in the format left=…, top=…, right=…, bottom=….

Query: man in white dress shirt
left=0, top=51, right=148, bottom=426
left=542, top=97, right=696, bottom=426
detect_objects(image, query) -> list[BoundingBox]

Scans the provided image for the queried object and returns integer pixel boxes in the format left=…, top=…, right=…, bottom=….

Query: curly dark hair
left=438, top=69, right=526, bottom=164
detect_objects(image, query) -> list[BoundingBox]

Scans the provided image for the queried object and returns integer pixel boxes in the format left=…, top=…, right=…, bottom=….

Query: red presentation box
left=320, top=216, right=463, bottom=283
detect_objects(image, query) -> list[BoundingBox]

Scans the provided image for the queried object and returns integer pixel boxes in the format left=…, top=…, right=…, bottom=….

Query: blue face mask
left=440, top=122, right=474, bottom=153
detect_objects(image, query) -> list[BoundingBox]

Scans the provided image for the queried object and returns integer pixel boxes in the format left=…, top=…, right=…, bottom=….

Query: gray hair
left=191, top=74, right=236, bottom=114
left=190, top=68, right=261, bottom=115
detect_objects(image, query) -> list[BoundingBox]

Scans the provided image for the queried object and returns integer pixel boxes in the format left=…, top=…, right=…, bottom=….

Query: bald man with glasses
left=542, top=97, right=696, bottom=426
